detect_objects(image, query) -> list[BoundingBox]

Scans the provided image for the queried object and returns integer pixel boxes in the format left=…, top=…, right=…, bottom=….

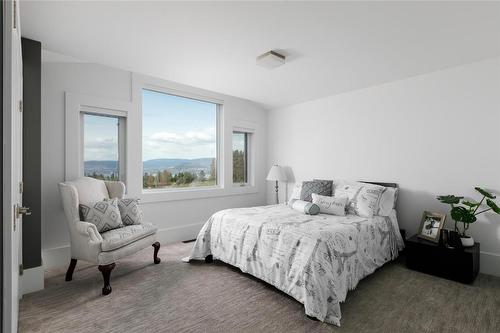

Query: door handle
left=16, top=205, right=31, bottom=219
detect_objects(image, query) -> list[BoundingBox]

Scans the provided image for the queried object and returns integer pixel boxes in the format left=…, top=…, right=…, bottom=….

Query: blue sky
left=84, top=89, right=245, bottom=161
left=142, top=89, right=217, bottom=160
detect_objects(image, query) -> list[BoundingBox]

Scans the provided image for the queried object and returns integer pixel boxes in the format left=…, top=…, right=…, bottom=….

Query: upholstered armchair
left=59, top=177, right=160, bottom=295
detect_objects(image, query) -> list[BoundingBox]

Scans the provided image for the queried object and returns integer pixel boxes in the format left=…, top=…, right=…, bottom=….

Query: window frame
left=130, top=73, right=258, bottom=203
left=232, top=125, right=255, bottom=187
left=232, top=130, right=252, bottom=186
left=64, top=92, right=132, bottom=184
left=140, top=87, right=222, bottom=192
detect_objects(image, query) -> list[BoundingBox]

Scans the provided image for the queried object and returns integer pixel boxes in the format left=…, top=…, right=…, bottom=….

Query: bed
left=187, top=182, right=405, bottom=326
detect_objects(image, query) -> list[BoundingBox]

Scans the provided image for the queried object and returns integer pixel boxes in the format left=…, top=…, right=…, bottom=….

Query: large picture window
left=142, top=89, right=218, bottom=190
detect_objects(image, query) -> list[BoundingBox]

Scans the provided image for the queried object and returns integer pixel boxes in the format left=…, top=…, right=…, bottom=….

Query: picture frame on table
left=417, top=211, right=446, bottom=243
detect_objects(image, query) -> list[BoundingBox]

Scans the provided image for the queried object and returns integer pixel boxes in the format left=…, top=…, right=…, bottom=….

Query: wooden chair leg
left=152, top=242, right=161, bottom=264
left=98, top=263, right=116, bottom=296
left=65, top=259, right=78, bottom=281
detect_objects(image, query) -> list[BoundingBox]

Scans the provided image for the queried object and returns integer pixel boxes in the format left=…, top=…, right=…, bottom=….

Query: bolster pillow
left=289, top=199, right=320, bottom=215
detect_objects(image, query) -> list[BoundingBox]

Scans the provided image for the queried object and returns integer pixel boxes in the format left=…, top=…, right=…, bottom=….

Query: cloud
left=84, top=138, right=118, bottom=160
left=148, top=127, right=215, bottom=145
left=143, top=127, right=216, bottom=160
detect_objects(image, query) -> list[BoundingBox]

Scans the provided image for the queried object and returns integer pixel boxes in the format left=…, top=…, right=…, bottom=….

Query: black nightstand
left=405, top=235, right=480, bottom=284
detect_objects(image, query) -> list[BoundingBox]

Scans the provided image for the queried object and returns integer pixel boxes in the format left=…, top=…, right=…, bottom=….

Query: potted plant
left=437, top=187, right=500, bottom=247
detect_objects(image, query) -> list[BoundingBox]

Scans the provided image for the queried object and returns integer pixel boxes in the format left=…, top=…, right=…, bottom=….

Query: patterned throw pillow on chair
left=116, top=198, right=143, bottom=226
left=79, top=198, right=123, bottom=233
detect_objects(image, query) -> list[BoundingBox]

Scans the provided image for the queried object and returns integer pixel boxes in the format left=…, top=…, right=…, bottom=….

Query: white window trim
left=64, top=92, right=132, bottom=182
left=130, top=73, right=258, bottom=203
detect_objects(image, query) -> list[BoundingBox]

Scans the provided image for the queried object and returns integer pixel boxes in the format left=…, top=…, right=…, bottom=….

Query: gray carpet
left=19, top=242, right=500, bottom=333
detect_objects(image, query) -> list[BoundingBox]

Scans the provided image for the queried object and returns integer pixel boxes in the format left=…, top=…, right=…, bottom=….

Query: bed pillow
left=79, top=198, right=123, bottom=233
left=313, top=179, right=333, bottom=196
left=377, top=187, right=398, bottom=216
left=116, top=198, right=143, bottom=226
left=333, top=182, right=384, bottom=217
left=311, top=193, right=348, bottom=216
left=289, top=199, right=320, bottom=215
left=300, top=180, right=332, bottom=202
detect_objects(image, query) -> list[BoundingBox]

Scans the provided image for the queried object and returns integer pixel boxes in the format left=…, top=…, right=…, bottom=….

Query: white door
left=3, top=1, right=24, bottom=332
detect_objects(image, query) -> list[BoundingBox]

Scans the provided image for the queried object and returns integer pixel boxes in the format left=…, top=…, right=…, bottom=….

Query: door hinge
left=19, top=264, right=23, bottom=276
left=13, top=1, right=17, bottom=30
left=19, top=100, right=23, bottom=113
left=13, top=205, right=16, bottom=231
left=19, top=181, right=23, bottom=194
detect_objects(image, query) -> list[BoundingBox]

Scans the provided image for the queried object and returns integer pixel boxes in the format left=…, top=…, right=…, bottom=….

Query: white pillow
left=311, top=193, right=348, bottom=216
left=333, top=181, right=384, bottom=217
left=377, top=187, right=398, bottom=216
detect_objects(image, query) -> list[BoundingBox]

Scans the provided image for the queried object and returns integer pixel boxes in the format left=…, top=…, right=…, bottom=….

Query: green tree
left=233, top=150, right=245, bottom=183
left=208, top=158, right=216, bottom=181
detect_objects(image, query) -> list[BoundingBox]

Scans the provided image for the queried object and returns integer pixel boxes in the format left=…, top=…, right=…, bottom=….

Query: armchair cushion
left=79, top=198, right=123, bottom=233
left=100, top=223, right=158, bottom=252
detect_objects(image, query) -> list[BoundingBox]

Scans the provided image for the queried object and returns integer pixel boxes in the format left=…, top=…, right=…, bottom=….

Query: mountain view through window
left=83, top=114, right=120, bottom=181
left=142, top=89, right=218, bottom=189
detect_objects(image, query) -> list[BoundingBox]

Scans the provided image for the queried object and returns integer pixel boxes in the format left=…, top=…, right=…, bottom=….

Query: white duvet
left=188, top=204, right=404, bottom=326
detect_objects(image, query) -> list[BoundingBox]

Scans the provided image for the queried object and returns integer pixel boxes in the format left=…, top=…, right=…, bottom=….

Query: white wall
left=267, top=57, right=500, bottom=276
left=42, top=62, right=268, bottom=268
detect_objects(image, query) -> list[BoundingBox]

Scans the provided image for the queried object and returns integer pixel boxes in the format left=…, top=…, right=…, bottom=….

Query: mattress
left=188, top=204, right=404, bottom=326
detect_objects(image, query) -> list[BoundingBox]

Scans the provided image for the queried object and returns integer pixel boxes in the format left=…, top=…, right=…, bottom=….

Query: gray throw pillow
left=313, top=179, right=333, bottom=196
left=300, top=180, right=332, bottom=202
left=79, top=198, right=123, bottom=233
left=117, top=198, right=143, bottom=226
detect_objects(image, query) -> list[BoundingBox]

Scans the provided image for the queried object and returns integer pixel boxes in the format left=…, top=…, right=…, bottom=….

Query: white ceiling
left=20, top=1, right=500, bottom=109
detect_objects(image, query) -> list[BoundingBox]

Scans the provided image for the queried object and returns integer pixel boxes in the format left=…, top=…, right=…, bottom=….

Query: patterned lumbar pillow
left=300, top=180, right=332, bottom=202
left=311, top=193, right=348, bottom=216
left=116, top=198, right=143, bottom=226
left=334, top=182, right=384, bottom=217
left=289, top=199, right=320, bottom=215
left=79, top=198, right=123, bottom=233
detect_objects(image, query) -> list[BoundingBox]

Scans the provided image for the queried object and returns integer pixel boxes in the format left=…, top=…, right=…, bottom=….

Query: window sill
left=138, top=185, right=258, bottom=203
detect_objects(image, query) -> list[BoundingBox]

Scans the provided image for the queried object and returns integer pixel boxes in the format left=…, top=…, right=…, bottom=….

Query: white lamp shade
left=266, top=165, right=287, bottom=181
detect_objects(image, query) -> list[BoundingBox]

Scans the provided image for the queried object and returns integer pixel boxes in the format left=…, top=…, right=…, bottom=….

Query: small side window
left=232, top=131, right=250, bottom=185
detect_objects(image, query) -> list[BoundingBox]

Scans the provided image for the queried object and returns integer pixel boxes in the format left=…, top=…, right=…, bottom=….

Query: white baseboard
left=42, top=222, right=204, bottom=270
left=480, top=251, right=500, bottom=277
left=20, top=266, right=44, bottom=295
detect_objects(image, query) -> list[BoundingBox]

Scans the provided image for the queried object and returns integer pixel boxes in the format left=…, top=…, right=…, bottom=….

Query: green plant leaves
left=486, top=199, right=500, bottom=214
left=437, top=195, right=463, bottom=204
left=463, top=201, right=479, bottom=207
left=475, top=187, right=496, bottom=199
left=450, top=206, right=477, bottom=224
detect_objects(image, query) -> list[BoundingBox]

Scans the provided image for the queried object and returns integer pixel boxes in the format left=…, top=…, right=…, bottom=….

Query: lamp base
left=275, top=181, right=279, bottom=204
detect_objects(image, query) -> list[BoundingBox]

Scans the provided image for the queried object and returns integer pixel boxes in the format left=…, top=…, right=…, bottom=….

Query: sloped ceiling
left=20, top=1, right=500, bottom=109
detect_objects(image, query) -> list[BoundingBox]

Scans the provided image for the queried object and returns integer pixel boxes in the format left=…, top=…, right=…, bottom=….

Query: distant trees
left=142, top=167, right=216, bottom=189
left=233, top=150, right=246, bottom=183
left=86, top=171, right=119, bottom=181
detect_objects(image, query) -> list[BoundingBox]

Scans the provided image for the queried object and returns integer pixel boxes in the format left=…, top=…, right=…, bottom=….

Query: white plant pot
left=460, top=236, right=474, bottom=247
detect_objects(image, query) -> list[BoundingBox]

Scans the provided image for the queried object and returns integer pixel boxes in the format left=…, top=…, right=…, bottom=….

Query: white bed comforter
left=188, top=204, right=404, bottom=326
